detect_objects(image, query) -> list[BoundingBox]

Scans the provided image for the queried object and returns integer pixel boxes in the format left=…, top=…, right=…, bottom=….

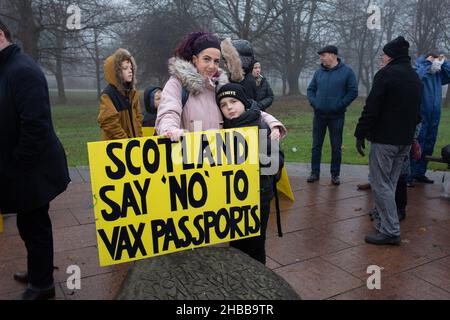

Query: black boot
left=19, top=286, right=55, bottom=300
left=307, top=173, right=320, bottom=183
left=365, top=233, right=401, bottom=245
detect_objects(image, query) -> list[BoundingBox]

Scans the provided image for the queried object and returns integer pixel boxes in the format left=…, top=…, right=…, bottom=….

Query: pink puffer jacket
left=156, top=57, right=286, bottom=136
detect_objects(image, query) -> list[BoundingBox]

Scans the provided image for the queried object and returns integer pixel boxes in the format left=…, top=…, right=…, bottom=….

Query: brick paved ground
left=1, top=164, right=449, bottom=300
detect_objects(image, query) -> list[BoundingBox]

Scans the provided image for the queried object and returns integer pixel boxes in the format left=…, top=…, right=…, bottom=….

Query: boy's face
left=219, top=97, right=245, bottom=120
left=154, top=90, right=162, bottom=109
left=121, top=60, right=133, bottom=83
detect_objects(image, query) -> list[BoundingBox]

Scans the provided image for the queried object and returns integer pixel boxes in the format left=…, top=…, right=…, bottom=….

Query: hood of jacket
left=415, top=55, right=428, bottom=66
left=231, top=39, right=255, bottom=75
left=220, top=38, right=244, bottom=82
left=144, top=85, right=162, bottom=114
left=320, top=58, right=345, bottom=71
left=104, top=48, right=137, bottom=95
left=168, top=57, right=229, bottom=95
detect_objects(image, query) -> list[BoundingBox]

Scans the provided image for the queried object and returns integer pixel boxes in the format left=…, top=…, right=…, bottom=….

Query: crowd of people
left=1, top=15, right=449, bottom=300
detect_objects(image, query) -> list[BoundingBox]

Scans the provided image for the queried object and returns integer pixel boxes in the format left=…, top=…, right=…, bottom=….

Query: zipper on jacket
left=125, top=94, right=136, bottom=138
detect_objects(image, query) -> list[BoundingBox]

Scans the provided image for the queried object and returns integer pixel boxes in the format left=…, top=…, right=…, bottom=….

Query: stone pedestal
left=116, top=247, right=300, bottom=300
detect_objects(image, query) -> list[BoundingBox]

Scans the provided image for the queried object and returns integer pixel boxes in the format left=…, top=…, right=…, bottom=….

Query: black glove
left=356, top=139, right=366, bottom=157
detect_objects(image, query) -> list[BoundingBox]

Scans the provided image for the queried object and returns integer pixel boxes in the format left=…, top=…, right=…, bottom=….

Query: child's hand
left=270, top=127, right=281, bottom=140
left=165, top=129, right=185, bottom=142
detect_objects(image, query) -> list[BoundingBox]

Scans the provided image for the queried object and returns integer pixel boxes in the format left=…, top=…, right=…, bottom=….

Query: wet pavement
left=1, top=163, right=449, bottom=300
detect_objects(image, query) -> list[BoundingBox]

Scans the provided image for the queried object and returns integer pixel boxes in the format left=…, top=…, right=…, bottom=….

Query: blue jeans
left=311, top=114, right=345, bottom=177
left=311, top=114, right=345, bottom=176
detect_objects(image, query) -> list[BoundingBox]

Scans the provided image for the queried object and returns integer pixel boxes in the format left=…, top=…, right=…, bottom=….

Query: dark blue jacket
left=415, top=56, right=450, bottom=116
left=307, top=59, right=358, bottom=118
left=0, top=44, right=70, bottom=213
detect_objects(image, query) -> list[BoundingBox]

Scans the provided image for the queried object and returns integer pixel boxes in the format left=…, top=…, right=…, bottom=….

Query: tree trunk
left=16, top=0, right=40, bottom=61
left=55, top=33, right=66, bottom=105
left=287, top=69, right=300, bottom=96
left=94, top=30, right=102, bottom=100
left=55, top=57, right=67, bottom=105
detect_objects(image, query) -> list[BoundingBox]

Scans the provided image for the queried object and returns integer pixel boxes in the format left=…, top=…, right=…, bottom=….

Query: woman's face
left=192, top=48, right=221, bottom=78
left=252, top=63, right=261, bottom=78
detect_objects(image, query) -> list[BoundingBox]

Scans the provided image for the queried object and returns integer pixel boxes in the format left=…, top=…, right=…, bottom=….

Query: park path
left=1, top=163, right=450, bottom=300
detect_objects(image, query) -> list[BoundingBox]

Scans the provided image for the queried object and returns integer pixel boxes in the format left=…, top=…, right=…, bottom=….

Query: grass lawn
left=50, top=90, right=450, bottom=171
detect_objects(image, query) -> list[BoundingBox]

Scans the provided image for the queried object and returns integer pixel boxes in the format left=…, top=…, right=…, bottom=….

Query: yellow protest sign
left=277, top=167, right=295, bottom=201
left=88, top=127, right=260, bottom=266
left=142, top=127, right=155, bottom=137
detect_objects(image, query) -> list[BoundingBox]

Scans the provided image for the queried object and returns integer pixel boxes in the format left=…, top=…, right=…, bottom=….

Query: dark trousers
left=395, top=174, right=408, bottom=211
left=311, top=114, right=345, bottom=177
left=16, top=203, right=54, bottom=288
left=231, top=201, right=270, bottom=265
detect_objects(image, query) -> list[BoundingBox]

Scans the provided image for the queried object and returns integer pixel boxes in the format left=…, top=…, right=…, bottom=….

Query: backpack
left=181, top=87, right=189, bottom=108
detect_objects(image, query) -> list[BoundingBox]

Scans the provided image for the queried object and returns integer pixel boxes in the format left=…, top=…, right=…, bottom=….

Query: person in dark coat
left=142, top=86, right=162, bottom=127
left=252, top=61, right=274, bottom=111
left=230, top=39, right=259, bottom=100
left=216, top=83, right=284, bottom=265
left=0, top=20, right=70, bottom=299
left=307, top=45, right=358, bottom=186
left=354, top=36, right=422, bottom=245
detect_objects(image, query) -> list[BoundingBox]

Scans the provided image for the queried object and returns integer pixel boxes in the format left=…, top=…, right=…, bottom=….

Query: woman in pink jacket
left=156, top=31, right=286, bottom=141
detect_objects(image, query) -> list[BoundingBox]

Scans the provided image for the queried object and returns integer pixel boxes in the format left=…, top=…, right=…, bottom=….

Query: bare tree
left=0, top=0, right=42, bottom=60
left=204, top=0, right=286, bottom=41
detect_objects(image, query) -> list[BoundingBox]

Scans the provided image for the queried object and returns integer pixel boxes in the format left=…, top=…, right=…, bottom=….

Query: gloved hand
left=411, top=139, right=422, bottom=161
left=356, top=139, right=366, bottom=157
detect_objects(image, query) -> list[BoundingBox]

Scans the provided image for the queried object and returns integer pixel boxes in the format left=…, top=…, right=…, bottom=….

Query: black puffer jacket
left=255, top=76, right=274, bottom=111
left=222, top=103, right=284, bottom=203
left=232, top=40, right=258, bottom=100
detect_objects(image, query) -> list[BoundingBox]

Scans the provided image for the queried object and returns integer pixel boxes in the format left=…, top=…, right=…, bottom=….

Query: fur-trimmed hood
left=220, top=38, right=244, bottom=82
left=104, top=48, right=137, bottom=94
left=168, top=57, right=229, bottom=95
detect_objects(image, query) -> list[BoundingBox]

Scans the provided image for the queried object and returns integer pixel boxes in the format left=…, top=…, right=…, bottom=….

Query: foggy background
left=1, top=0, right=449, bottom=105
